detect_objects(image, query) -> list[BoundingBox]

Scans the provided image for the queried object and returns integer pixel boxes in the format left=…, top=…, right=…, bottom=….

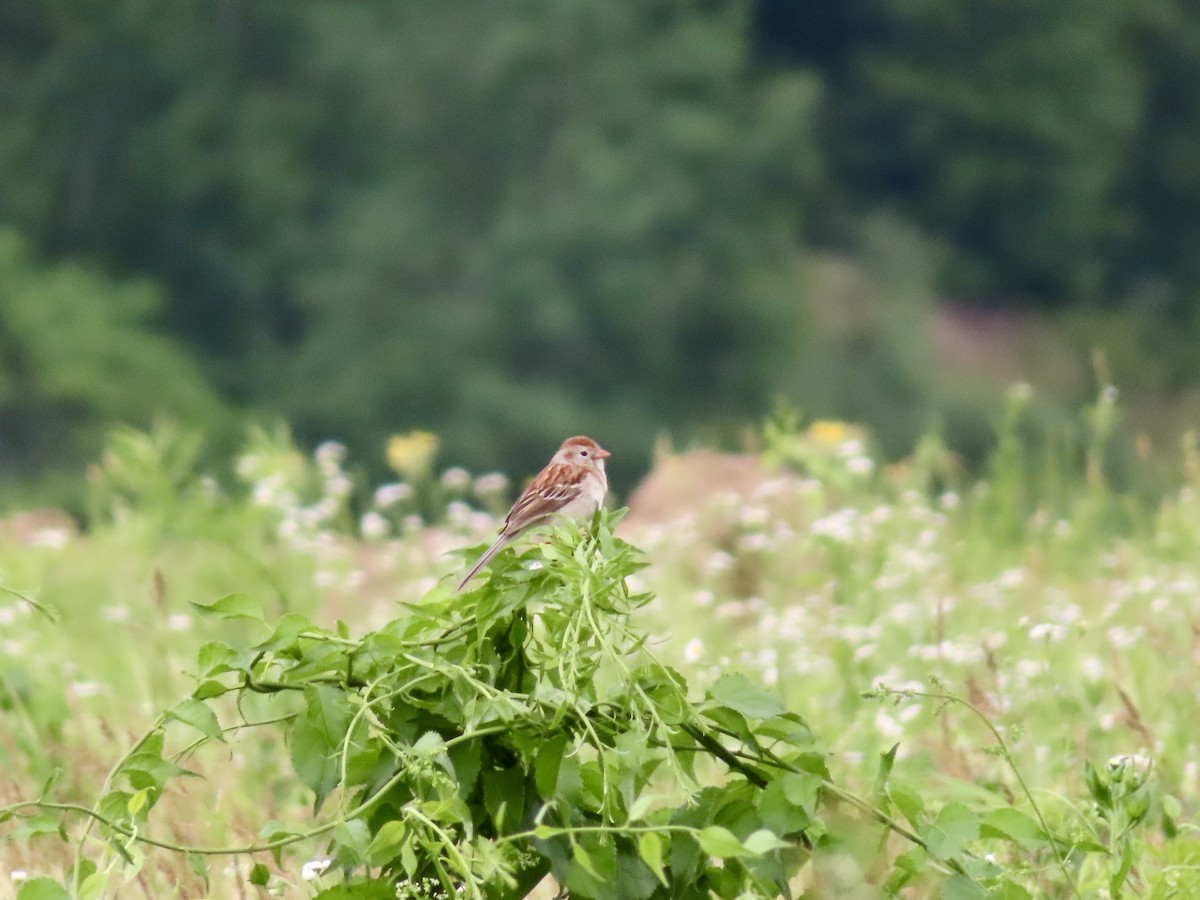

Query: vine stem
left=871, top=687, right=1082, bottom=899
left=0, top=724, right=515, bottom=861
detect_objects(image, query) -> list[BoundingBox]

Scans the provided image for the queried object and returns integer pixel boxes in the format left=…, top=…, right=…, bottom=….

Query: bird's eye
left=580, top=450, right=588, bottom=457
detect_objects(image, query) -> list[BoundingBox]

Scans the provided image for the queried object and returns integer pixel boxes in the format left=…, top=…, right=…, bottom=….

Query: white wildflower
left=69, top=681, right=110, bottom=699
left=683, top=638, right=704, bottom=663
left=30, top=528, right=70, bottom=549
left=847, top=456, right=875, bottom=476
left=301, top=858, right=332, bottom=881
left=315, top=441, right=347, bottom=468
left=440, top=467, right=471, bottom=491
left=473, top=472, right=509, bottom=496
left=374, top=482, right=413, bottom=507
left=704, top=551, right=736, bottom=574
left=360, top=511, right=389, bottom=539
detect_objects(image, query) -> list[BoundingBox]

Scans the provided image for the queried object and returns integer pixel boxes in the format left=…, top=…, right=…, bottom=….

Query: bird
left=456, top=435, right=610, bottom=592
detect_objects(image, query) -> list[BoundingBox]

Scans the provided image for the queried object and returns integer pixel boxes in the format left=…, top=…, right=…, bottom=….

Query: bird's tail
left=456, top=534, right=511, bottom=593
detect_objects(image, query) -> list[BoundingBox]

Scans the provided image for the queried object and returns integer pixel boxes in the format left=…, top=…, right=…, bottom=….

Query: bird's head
left=555, top=435, right=610, bottom=468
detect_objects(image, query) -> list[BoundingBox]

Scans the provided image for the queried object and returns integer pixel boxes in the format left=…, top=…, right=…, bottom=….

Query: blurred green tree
left=276, top=1, right=821, bottom=480
left=0, top=230, right=224, bottom=491
left=0, top=0, right=820, bottom=486
left=799, top=0, right=1144, bottom=300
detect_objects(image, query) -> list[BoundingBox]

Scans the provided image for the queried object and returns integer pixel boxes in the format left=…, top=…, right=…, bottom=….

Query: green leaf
left=876, top=743, right=899, bottom=793
left=15, top=879, right=72, bottom=900
left=333, top=818, right=372, bottom=864
left=572, top=842, right=601, bottom=879
left=758, top=778, right=811, bottom=836
left=743, top=828, right=790, bottom=854
left=167, top=698, right=223, bottom=741
left=988, top=879, right=1033, bottom=899
left=193, top=679, right=227, bottom=700
left=535, top=733, right=568, bottom=800
left=366, top=821, right=408, bottom=865
left=248, top=863, right=270, bottom=886
left=883, top=847, right=926, bottom=893
left=1111, top=839, right=1135, bottom=898
left=780, top=772, right=821, bottom=817
left=290, top=716, right=339, bottom=810
left=920, top=802, right=979, bottom=860
left=708, top=673, right=785, bottom=719
left=191, top=592, right=264, bottom=621
left=941, top=874, right=988, bottom=900
left=697, top=825, right=749, bottom=858
left=196, top=640, right=237, bottom=675
left=187, top=852, right=210, bottom=892
left=483, top=767, right=525, bottom=834
left=565, top=835, right=619, bottom=897
left=888, top=781, right=925, bottom=827
left=77, top=872, right=108, bottom=900
left=448, top=739, right=482, bottom=797
left=980, top=808, right=1048, bottom=849
left=127, top=787, right=151, bottom=815
left=312, top=883, right=399, bottom=900
left=1084, top=760, right=1112, bottom=810
left=638, top=832, right=668, bottom=886
left=254, top=612, right=313, bottom=652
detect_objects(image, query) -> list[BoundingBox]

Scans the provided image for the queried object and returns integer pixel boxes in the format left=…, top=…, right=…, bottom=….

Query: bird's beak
left=595, top=448, right=611, bottom=460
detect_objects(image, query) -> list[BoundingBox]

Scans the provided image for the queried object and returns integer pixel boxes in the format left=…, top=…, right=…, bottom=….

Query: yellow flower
left=387, top=431, right=440, bottom=480
left=808, top=420, right=848, bottom=445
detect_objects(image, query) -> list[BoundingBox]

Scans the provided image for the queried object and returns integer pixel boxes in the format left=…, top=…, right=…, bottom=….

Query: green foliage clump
left=2, top=511, right=1073, bottom=899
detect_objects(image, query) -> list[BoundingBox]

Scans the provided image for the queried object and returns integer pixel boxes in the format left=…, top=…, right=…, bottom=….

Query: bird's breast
left=558, top=469, right=607, bottom=520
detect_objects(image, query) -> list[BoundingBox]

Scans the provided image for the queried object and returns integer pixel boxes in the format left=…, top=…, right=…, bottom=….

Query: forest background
left=3, top=0, right=1199, bottom=505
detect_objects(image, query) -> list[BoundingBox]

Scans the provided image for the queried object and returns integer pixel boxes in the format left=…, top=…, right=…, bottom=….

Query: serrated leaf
left=638, top=832, right=668, bottom=886
left=191, top=592, right=264, bottom=621
left=333, top=818, right=372, bottom=863
left=758, top=778, right=811, bottom=836
left=697, top=825, right=749, bottom=858
left=366, top=821, right=407, bottom=865
left=742, top=828, right=789, bottom=854
left=572, top=842, right=600, bottom=878
left=708, top=673, right=785, bottom=719
left=920, top=802, right=979, bottom=860
left=628, top=793, right=656, bottom=822
left=167, top=698, right=223, bottom=741
left=193, top=679, right=227, bottom=700
left=196, top=640, right=237, bottom=675
left=780, top=772, right=821, bottom=816
left=413, top=730, right=446, bottom=754
left=980, top=808, right=1048, bottom=849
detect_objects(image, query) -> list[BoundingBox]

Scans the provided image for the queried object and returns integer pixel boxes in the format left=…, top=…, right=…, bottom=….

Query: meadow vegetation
left=1, top=388, right=1199, bottom=898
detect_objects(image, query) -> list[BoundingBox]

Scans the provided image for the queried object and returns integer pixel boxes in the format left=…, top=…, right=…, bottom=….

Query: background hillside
left=2, top=0, right=1200, bottom=502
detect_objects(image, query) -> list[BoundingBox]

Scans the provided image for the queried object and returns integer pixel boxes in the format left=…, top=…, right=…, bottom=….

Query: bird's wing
left=503, top=464, right=587, bottom=532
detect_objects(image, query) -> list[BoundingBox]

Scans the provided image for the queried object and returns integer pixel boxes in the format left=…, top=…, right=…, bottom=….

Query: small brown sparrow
left=457, top=435, right=610, bottom=591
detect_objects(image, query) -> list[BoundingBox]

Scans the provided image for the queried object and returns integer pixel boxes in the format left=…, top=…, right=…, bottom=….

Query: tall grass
left=1, top=390, right=1199, bottom=897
